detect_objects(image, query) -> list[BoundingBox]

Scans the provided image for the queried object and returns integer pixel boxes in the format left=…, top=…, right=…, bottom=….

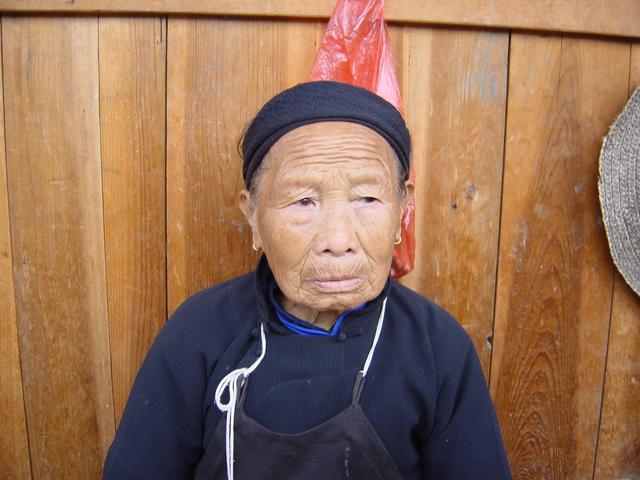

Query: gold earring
left=252, top=242, right=260, bottom=252
left=394, top=235, right=402, bottom=245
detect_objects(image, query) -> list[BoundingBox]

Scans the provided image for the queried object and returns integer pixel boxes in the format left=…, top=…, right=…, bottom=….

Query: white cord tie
left=215, top=323, right=267, bottom=480
left=360, top=297, right=387, bottom=378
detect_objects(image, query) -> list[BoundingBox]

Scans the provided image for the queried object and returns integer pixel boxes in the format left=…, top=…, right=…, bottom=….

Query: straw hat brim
left=598, top=86, right=640, bottom=297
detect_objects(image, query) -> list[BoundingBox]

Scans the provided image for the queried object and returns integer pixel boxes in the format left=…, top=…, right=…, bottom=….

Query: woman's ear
left=400, top=178, right=415, bottom=217
left=395, top=179, right=415, bottom=242
left=238, top=189, right=261, bottom=250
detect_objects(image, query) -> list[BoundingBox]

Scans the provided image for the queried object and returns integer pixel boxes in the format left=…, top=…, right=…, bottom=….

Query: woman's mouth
left=310, top=277, right=362, bottom=292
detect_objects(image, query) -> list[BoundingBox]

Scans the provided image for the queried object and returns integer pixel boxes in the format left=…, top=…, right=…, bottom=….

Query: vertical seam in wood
left=97, top=14, right=117, bottom=432
left=0, top=17, right=33, bottom=480
left=591, top=270, right=617, bottom=480
left=488, top=29, right=512, bottom=388
left=0, top=15, right=34, bottom=480
left=164, top=14, right=170, bottom=318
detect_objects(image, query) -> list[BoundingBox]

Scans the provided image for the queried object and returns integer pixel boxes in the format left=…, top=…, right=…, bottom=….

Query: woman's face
left=240, top=121, right=412, bottom=315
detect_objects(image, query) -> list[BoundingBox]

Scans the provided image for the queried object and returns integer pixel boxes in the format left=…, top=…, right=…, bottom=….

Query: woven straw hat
left=599, top=86, right=640, bottom=296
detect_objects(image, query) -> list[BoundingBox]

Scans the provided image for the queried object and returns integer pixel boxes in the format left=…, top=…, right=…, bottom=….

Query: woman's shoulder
left=171, top=271, right=256, bottom=320
left=388, top=280, right=473, bottom=355
left=389, top=281, right=467, bottom=331
left=152, top=271, right=258, bottom=355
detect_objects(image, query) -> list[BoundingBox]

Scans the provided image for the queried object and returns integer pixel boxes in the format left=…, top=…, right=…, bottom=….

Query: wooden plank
left=633, top=43, right=640, bottom=89
left=0, top=0, right=639, bottom=39
left=593, top=42, right=640, bottom=480
left=489, top=33, right=630, bottom=479
left=0, top=20, right=32, bottom=480
left=99, top=16, right=167, bottom=425
left=166, top=17, right=320, bottom=313
left=594, top=276, right=640, bottom=478
left=399, top=26, right=509, bottom=377
left=3, top=16, right=114, bottom=478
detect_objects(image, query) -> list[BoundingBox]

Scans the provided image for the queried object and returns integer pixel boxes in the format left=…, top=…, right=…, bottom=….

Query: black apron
left=194, top=298, right=404, bottom=480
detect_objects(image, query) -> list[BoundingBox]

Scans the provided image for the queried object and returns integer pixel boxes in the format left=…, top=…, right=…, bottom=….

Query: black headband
left=241, top=81, right=411, bottom=187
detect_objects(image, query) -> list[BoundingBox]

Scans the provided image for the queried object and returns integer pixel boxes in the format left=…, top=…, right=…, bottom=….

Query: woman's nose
left=314, top=203, right=358, bottom=256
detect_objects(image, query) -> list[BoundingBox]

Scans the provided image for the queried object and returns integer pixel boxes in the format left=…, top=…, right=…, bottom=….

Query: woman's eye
left=360, top=196, right=378, bottom=203
left=296, top=197, right=314, bottom=207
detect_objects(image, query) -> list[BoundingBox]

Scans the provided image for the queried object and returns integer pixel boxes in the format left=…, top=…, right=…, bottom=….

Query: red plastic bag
left=310, top=0, right=416, bottom=278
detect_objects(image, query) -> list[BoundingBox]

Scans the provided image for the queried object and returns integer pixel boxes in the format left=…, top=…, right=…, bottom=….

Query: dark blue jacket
left=104, top=257, right=511, bottom=479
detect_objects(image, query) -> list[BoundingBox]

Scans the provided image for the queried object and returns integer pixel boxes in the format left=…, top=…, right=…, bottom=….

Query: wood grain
left=0, top=21, right=32, bottom=480
left=632, top=43, right=640, bottom=91
left=0, top=0, right=639, bottom=39
left=99, top=16, right=167, bottom=425
left=489, top=33, right=630, bottom=479
left=594, top=276, right=640, bottom=479
left=3, top=16, right=114, bottom=478
left=0, top=12, right=638, bottom=480
left=593, top=43, right=640, bottom=480
left=166, top=17, right=319, bottom=313
left=399, top=26, right=508, bottom=377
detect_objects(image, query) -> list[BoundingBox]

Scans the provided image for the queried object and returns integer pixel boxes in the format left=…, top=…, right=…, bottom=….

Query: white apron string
left=214, top=323, right=267, bottom=480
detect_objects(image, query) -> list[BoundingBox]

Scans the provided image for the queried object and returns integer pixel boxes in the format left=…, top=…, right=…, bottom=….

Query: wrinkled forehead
left=264, top=122, right=398, bottom=180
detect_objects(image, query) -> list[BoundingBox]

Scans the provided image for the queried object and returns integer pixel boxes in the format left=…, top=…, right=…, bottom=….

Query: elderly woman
left=104, top=81, right=511, bottom=479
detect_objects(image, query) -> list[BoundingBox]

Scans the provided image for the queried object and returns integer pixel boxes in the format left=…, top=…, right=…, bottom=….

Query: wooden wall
left=0, top=2, right=638, bottom=478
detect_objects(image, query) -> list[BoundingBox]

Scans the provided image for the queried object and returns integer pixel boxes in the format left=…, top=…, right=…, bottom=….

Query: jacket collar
left=253, top=255, right=390, bottom=339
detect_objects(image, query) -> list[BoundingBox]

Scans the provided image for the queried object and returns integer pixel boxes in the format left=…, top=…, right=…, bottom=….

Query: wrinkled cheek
left=259, top=216, right=316, bottom=291
left=356, top=209, right=397, bottom=257
left=272, top=226, right=315, bottom=265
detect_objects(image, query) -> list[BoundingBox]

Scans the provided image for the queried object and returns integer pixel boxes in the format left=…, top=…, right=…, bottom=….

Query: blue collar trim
left=268, top=282, right=367, bottom=336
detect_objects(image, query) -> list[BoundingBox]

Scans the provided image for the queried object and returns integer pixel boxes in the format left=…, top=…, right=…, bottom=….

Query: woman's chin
left=297, top=284, right=378, bottom=313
